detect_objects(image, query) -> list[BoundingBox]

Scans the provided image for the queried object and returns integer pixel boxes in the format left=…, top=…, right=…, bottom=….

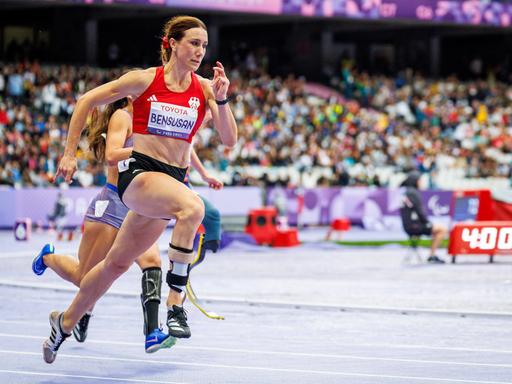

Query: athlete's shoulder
left=122, top=67, right=160, bottom=99
left=196, top=75, right=213, bottom=99
left=122, top=67, right=157, bottom=83
left=108, top=108, right=132, bottom=133
left=111, top=108, right=132, bottom=122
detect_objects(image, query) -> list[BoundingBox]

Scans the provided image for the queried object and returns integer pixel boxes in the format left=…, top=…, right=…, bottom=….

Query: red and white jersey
left=133, top=66, right=206, bottom=143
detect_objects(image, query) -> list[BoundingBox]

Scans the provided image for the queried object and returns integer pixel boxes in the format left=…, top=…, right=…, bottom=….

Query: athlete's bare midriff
left=133, top=133, right=191, bottom=168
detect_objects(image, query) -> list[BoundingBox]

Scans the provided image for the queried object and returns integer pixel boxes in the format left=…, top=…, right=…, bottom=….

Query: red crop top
left=132, top=66, right=206, bottom=143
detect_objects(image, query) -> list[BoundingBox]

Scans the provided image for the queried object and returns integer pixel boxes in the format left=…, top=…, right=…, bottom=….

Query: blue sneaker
left=145, top=328, right=176, bottom=353
left=32, top=243, right=55, bottom=276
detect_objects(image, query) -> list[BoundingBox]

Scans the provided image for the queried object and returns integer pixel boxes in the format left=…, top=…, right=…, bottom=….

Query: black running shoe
left=427, top=255, right=445, bottom=264
left=167, top=305, right=191, bottom=338
left=43, top=311, right=70, bottom=364
left=73, top=313, right=92, bottom=343
left=204, top=240, right=220, bottom=253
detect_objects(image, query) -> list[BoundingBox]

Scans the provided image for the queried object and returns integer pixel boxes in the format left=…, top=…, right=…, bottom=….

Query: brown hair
left=160, top=15, right=207, bottom=64
left=87, top=98, right=129, bottom=163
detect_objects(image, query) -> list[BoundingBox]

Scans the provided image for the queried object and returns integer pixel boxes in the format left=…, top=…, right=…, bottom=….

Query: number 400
left=461, top=227, right=512, bottom=250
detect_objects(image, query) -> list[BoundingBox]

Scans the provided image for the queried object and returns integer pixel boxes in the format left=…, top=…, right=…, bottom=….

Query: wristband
left=215, top=97, right=230, bottom=105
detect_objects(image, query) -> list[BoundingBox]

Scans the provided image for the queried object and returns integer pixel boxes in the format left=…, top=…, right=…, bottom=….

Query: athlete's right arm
left=56, top=69, right=153, bottom=183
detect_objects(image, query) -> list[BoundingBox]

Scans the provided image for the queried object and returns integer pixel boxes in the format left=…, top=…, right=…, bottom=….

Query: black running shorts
left=117, top=151, right=188, bottom=203
left=408, top=222, right=433, bottom=237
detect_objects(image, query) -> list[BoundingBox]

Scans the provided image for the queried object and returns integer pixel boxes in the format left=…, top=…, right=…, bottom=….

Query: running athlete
left=43, top=15, right=237, bottom=364
left=33, top=97, right=175, bottom=353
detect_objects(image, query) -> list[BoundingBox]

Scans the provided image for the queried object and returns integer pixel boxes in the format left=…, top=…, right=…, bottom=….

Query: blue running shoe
left=145, top=328, right=176, bottom=353
left=32, top=243, right=55, bottom=276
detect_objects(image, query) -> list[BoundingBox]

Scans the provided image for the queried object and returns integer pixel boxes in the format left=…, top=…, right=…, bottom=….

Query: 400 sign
left=461, top=227, right=512, bottom=251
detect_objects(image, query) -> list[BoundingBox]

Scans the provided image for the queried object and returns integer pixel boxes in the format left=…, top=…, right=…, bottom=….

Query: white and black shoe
left=73, top=313, right=92, bottom=343
left=43, top=311, right=71, bottom=364
left=167, top=305, right=191, bottom=338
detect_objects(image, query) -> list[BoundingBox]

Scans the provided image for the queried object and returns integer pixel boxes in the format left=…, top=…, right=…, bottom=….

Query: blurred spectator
left=400, top=172, right=447, bottom=264
left=0, top=59, right=511, bottom=188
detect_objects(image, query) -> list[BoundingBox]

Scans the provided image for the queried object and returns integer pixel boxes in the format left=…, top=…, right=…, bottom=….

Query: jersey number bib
left=147, top=101, right=198, bottom=140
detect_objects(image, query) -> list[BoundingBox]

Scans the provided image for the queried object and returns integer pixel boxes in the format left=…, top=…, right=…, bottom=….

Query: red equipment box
left=272, top=228, right=300, bottom=247
left=448, top=221, right=512, bottom=263
left=245, top=207, right=278, bottom=245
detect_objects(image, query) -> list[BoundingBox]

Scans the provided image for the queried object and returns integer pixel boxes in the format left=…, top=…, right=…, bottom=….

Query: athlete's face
left=173, top=28, right=208, bottom=70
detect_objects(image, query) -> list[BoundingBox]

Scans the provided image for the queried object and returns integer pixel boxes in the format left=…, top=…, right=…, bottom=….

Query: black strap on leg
left=166, top=270, right=189, bottom=293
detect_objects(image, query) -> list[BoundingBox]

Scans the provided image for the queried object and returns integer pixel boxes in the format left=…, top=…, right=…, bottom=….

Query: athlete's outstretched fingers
left=56, top=155, right=78, bottom=183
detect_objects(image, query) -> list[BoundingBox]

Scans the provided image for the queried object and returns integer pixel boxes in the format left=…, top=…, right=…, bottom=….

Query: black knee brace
left=141, top=267, right=162, bottom=306
left=166, top=265, right=190, bottom=293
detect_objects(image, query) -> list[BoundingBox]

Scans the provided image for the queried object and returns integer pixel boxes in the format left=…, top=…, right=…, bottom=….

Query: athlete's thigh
left=123, top=172, right=202, bottom=219
left=135, top=243, right=162, bottom=270
left=76, top=221, right=118, bottom=278
left=106, top=211, right=169, bottom=266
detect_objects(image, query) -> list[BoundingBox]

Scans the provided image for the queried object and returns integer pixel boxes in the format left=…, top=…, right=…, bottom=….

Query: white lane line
left=0, top=335, right=511, bottom=369
left=0, top=369, right=186, bottom=384
left=0, top=350, right=509, bottom=384
left=2, top=279, right=512, bottom=318
left=0, top=322, right=511, bottom=356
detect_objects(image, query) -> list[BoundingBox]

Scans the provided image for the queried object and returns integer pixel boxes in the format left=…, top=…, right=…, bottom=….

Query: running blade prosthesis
left=187, top=234, right=225, bottom=320
left=186, top=281, right=224, bottom=320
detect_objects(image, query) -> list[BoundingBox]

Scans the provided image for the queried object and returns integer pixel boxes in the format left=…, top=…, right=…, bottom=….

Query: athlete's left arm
left=199, top=61, right=237, bottom=148
left=190, top=148, right=223, bottom=190
left=105, top=109, right=133, bottom=166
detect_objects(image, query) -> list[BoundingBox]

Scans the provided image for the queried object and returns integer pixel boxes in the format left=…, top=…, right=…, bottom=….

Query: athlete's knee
left=177, top=197, right=205, bottom=225
left=104, top=256, right=131, bottom=277
left=433, top=224, right=447, bottom=236
left=77, top=267, right=90, bottom=284
left=136, top=252, right=161, bottom=270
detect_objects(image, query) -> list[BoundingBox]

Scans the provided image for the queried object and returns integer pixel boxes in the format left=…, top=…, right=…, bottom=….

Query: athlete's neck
left=164, top=60, right=191, bottom=90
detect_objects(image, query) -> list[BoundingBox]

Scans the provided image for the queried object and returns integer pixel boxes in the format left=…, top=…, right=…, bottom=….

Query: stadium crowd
left=0, top=59, right=511, bottom=188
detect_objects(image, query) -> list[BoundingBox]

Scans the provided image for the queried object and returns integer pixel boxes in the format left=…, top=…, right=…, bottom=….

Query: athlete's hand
left=55, top=154, right=77, bottom=184
left=212, top=61, right=229, bottom=101
left=202, top=173, right=223, bottom=190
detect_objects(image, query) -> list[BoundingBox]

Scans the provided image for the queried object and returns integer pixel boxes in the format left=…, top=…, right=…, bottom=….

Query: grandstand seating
left=0, top=61, right=510, bottom=189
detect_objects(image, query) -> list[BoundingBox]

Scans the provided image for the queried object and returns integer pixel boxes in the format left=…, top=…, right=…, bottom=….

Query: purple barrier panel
left=12, top=188, right=100, bottom=228
left=193, top=186, right=262, bottom=216
left=267, top=187, right=453, bottom=227
left=422, top=190, right=453, bottom=217
left=386, top=188, right=452, bottom=216
left=268, top=187, right=387, bottom=226
left=0, top=188, right=16, bottom=228
left=0, top=186, right=261, bottom=229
